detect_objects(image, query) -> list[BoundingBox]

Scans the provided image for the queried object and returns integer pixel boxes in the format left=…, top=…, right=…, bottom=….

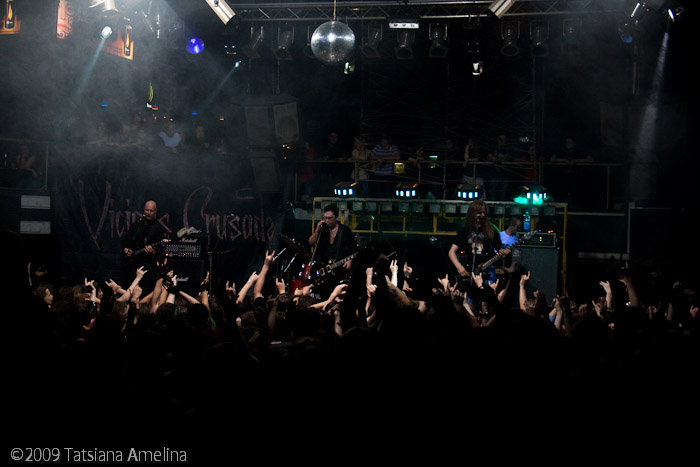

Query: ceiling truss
left=226, top=1, right=621, bottom=23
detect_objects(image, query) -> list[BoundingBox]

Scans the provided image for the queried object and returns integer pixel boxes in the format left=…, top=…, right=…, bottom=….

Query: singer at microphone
left=307, top=204, right=356, bottom=264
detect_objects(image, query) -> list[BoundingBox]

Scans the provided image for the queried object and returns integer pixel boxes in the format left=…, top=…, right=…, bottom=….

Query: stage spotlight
left=513, top=185, right=548, bottom=205
left=303, top=25, right=317, bottom=58
left=388, top=14, right=420, bottom=30
left=487, top=0, right=516, bottom=20
left=563, top=18, right=581, bottom=47
left=395, top=30, right=415, bottom=60
left=362, top=26, right=382, bottom=59
left=273, top=27, right=294, bottom=60
left=428, top=24, right=448, bottom=58
left=205, top=0, right=237, bottom=26
left=242, top=27, right=264, bottom=59
left=395, top=182, right=419, bottom=199
left=186, top=37, right=204, bottom=54
left=500, top=21, right=520, bottom=56
left=466, top=33, right=482, bottom=74
left=666, top=1, right=684, bottom=22
left=100, top=25, right=113, bottom=39
left=455, top=183, right=483, bottom=200
left=344, top=60, right=355, bottom=74
left=530, top=22, right=549, bottom=57
left=92, top=0, right=118, bottom=17
left=334, top=181, right=358, bottom=198
left=617, top=2, right=650, bottom=44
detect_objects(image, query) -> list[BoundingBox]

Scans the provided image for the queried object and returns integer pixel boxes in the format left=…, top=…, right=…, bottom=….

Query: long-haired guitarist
left=448, top=199, right=510, bottom=286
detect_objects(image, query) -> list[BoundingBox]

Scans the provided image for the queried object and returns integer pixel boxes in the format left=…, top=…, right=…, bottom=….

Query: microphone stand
left=470, top=247, right=477, bottom=286
left=309, top=223, right=326, bottom=267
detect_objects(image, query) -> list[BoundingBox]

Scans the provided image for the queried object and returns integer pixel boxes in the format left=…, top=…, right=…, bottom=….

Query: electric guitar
left=124, top=239, right=169, bottom=262
left=309, top=251, right=358, bottom=285
left=473, top=230, right=540, bottom=274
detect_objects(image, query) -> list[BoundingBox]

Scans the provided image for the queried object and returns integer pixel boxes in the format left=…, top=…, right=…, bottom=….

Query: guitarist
left=121, top=200, right=167, bottom=294
left=448, top=199, right=510, bottom=287
left=307, top=203, right=357, bottom=295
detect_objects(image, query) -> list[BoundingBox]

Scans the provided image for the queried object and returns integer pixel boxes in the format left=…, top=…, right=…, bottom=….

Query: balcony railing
left=297, top=158, right=627, bottom=211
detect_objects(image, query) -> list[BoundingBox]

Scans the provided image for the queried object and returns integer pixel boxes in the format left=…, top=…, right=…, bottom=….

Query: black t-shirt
left=122, top=218, right=167, bottom=259
left=452, top=224, right=502, bottom=267
left=315, top=224, right=356, bottom=264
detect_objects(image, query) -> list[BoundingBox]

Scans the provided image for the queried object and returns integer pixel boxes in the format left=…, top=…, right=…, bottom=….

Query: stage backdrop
left=51, top=143, right=287, bottom=292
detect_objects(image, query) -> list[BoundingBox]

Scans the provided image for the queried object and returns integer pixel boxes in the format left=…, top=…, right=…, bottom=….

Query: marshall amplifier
left=165, top=233, right=210, bottom=259
left=167, top=258, right=208, bottom=297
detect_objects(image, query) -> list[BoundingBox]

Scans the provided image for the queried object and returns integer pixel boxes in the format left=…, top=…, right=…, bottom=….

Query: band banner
left=51, top=143, right=285, bottom=290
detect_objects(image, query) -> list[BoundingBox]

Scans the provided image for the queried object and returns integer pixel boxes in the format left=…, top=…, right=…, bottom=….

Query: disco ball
left=310, top=21, right=355, bottom=65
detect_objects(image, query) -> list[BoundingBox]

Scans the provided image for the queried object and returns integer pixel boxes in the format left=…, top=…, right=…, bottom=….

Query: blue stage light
left=186, top=38, right=204, bottom=54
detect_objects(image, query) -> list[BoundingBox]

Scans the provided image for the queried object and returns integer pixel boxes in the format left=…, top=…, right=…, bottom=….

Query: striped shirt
left=371, top=143, right=399, bottom=176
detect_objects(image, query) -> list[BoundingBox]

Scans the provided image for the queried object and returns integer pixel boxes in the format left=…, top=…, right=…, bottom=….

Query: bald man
left=121, top=200, right=167, bottom=294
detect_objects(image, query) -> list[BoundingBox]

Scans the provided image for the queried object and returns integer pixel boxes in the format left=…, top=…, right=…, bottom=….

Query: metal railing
left=297, top=159, right=626, bottom=210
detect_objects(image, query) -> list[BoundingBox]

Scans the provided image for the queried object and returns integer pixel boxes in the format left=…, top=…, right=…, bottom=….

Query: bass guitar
left=124, top=239, right=169, bottom=262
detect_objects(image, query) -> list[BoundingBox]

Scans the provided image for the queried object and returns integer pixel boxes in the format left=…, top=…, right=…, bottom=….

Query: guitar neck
left=480, top=246, right=511, bottom=270
left=131, top=240, right=164, bottom=257
left=475, top=230, right=540, bottom=272
left=328, top=252, right=356, bottom=271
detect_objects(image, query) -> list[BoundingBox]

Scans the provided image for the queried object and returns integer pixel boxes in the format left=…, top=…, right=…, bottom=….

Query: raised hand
left=264, top=250, right=276, bottom=266
left=520, top=271, right=531, bottom=287
left=135, top=266, right=147, bottom=280
left=437, top=274, right=451, bottom=292
left=200, top=271, right=210, bottom=289
left=105, top=279, right=120, bottom=292
left=275, top=277, right=286, bottom=294
left=247, top=271, right=260, bottom=285
left=471, top=272, right=484, bottom=288
left=225, top=280, right=236, bottom=299
left=591, top=298, right=605, bottom=317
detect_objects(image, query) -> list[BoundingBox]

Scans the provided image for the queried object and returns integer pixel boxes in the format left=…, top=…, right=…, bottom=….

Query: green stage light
left=514, top=185, right=548, bottom=205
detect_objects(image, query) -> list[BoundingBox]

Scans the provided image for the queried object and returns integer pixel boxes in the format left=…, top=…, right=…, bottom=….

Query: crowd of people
left=6, top=190, right=698, bottom=452
left=54, top=111, right=234, bottom=158
left=297, top=130, right=608, bottom=209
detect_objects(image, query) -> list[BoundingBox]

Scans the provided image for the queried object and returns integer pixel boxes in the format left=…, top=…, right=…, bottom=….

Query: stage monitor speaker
left=167, top=258, right=208, bottom=297
left=511, top=245, right=559, bottom=303
left=249, top=149, right=281, bottom=193
left=235, top=94, right=300, bottom=146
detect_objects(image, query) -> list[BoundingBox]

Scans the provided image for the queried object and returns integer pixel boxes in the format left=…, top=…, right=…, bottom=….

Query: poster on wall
left=0, top=0, right=21, bottom=35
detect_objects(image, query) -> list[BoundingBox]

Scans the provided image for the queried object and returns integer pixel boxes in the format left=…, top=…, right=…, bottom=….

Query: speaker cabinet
left=167, top=259, right=208, bottom=297
left=511, top=246, right=560, bottom=303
